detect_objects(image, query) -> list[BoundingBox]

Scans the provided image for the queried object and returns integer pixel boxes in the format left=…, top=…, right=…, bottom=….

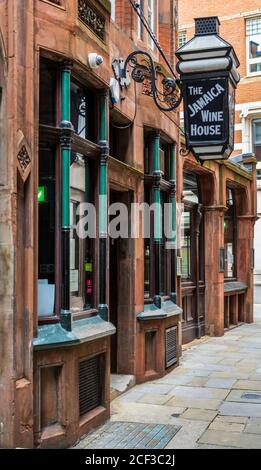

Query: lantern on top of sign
left=176, top=17, right=240, bottom=162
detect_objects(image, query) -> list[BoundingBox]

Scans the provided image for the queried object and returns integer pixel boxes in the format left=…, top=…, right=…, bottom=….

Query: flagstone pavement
left=76, top=307, right=261, bottom=449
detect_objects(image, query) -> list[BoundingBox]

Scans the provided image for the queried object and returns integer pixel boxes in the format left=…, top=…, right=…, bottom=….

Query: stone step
left=110, top=374, right=136, bottom=401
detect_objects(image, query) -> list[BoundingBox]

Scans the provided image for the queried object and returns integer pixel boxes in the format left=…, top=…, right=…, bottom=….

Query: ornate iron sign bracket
left=123, top=50, right=183, bottom=112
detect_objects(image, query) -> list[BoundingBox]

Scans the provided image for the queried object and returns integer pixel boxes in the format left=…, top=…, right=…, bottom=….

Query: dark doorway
left=109, top=188, right=134, bottom=374
left=181, top=172, right=205, bottom=343
left=110, top=233, right=119, bottom=373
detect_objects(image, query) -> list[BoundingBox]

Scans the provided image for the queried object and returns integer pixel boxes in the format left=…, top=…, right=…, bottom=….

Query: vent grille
left=79, top=355, right=104, bottom=417
left=165, top=327, right=178, bottom=368
left=195, top=17, right=220, bottom=36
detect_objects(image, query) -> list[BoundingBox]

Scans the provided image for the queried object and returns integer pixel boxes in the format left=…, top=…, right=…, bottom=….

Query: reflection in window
left=137, top=0, right=144, bottom=39
left=111, top=0, right=116, bottom=21
left=181, top=210, right=191, bottom=280
left=144, top=240, right=151, bottom=299
left=253, top=119, right=261, bottom=161
left=70, top=156, right=94, bottom=312
left=148, top=0, right=155, bottom=49
left=246, top=18, right=261, bottom=75
left=39, top=60, right=57, bottom=126
left=38, top=145, right=56, bottom=317
left=224, top=189, right=236, bottom=278
left=71, top=82, right=95, bottom=141
left=183, top=172, right=199, bottom=204
left=178, top=30, right=187, bottom=48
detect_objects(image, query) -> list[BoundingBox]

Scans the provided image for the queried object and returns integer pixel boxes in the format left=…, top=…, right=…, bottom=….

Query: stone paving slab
left=219, top=402, right=261, bottom=418
left=208, top=421, right=245, bottom=432
left=233, top=380, right=261, bottom=390
left=213, top=415, right=249, bottom=425
left=198, top=429, right=261, bottom=449
left=181, top=408, right=218, bottom=422
left=169, top=386, right=230, bottom=400
left=205, top=378, right=236, bottom=389
left=167, top=397, right=222, bottom=410
left=226, top=389, right=261, bottom=404
left=137, top=393, right=171, bottom=405
left=244, top=418, right=261, bottom=434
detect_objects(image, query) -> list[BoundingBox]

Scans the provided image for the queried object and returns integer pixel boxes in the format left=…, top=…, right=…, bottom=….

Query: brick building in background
left=179, top=0, right=261, bottom=305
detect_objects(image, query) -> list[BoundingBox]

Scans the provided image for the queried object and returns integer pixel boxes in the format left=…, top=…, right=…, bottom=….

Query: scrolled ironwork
left=123, top=50, right=183, bottom=112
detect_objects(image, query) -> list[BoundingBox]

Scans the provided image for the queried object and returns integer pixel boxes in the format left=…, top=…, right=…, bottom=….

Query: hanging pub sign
left=182, top=76, right=235, bottom=160
left=176, top=16, right=240, bottom=162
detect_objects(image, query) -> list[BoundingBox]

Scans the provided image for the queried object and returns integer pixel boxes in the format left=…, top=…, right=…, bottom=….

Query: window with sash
left=246, top=17, right=261, bottom=76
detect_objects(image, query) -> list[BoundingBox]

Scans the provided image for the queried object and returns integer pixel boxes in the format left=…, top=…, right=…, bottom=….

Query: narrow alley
left=76, top=310, right=261, bottom=450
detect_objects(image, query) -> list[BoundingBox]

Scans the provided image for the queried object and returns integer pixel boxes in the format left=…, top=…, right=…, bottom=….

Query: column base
left=98, top=304, right=109, bottom=322
left=154, top=295, right=162, bottom=309
left=61, top=310, right=72, bottom=332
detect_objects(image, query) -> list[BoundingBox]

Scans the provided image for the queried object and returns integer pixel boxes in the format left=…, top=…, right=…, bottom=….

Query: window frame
left=224, top=188, right=237, bottom=281
left=246, top=17, right=261, bottom=77
left=143, top=134, right=173, bottom=302
left=147, top=0, right=156, bottom=50
left=38, top=58, right=100, bottom=324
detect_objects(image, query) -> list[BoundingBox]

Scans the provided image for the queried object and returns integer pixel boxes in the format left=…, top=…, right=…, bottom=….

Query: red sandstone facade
left=0, top=0, right=182, bottom=449
left=0, top=0, right=257, bottom=450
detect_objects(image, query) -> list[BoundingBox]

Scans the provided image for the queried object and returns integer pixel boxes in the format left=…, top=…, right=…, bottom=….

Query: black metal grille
left=165, top=327, right=178, bottom=368
left=195, top=17, right=220, bottom=36
left=78, top=0, right=106, bottom=41
left=79, top=355, right=104, bottom=417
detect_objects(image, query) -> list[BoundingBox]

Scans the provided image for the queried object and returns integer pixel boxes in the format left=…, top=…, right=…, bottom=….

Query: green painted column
left=170, top=143, right=177, bottom=304
left=98, top=90, right=109, bottom=321
left=152, top=131, right=162, bottom=309
left=60, top=61, right=74, bottom=331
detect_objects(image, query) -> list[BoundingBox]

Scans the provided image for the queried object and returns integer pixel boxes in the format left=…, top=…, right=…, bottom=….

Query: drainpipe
left=170, top=144, right=177, bottom=304
left=98, top=90, right=109, bottom=321
left=60, top=61, right=74, bottom=332
left=153, top=131, right=162, bottom=309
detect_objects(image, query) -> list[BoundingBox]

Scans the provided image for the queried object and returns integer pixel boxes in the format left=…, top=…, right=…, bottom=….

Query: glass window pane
left=71, top=82, right=95, bottom=141
left=181, top=210, right=191, bottom=280
left=144, top=239, right=150, bottom=299
left=183, top=172, right=199, bottom=203
left=39, top=60, right=57, bottom=126
left=111, top=0, right=116, bottom=21
left=148, top=0, right=155, bottom=48
left=70, top=157, right=94, bottom=312
left=38, top=145, right=56, bottom=317
left=249, top=34, right=261, bottom=59
left=253, top=120, right=261, bottom=144
left=246, top=18, right=261, bottom=36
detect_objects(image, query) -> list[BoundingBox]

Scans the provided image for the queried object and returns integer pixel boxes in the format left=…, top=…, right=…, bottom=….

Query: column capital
left=170, top=179, right=176, bottom=195
left=153, top=170, right=163, bottom=188
left=60, top=59, right=73, bottom=72
left=98, top=88, right=110, bottom=98
left=99, top=140, right=109, bottom=164
left=60, top=126, right=74, bottom=149
left=151, top=129, right=161, bottom=140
